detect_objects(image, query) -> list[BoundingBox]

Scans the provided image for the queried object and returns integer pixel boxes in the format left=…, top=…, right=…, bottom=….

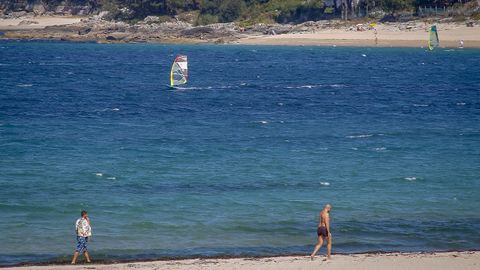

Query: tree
left=381, top=0, right=413, bottom=15
left=198, top=0, right=246, bottom=22
left=218, top=0, right=246, bottom=22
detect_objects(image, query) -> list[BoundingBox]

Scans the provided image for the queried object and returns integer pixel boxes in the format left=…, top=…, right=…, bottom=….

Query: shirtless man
left=310, top=204, right=332, bottom=260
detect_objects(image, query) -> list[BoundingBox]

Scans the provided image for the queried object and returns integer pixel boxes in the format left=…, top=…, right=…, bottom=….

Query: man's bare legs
left=310, top=236, right=324, bottom=260
left=71, top=251, right=91, bottom=264
left=84, top=251, right=91, bottom=263
left=71, top=251, right=79, bottom=264
left=327, top=235, right=332, bottom=259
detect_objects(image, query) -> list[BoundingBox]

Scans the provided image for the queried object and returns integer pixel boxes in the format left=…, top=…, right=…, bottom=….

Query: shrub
left=196, top=13, right=219, bottom=25
left=218, top=0, right=246, bottom=22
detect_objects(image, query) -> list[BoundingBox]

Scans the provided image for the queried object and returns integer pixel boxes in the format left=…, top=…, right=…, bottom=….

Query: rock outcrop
left=0, top=0, right=95, bottom=16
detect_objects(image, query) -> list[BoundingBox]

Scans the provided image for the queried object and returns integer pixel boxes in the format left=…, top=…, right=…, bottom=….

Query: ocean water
left=0, top=41, right=479, bottom=265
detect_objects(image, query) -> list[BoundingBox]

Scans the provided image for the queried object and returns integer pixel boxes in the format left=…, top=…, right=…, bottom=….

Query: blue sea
left=0, top=40, right=479, bottom=266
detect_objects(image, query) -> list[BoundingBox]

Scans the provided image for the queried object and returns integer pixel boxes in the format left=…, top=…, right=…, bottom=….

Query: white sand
left=4, top=251, right=479, bottom=270
left=0, top=16, right=82, bottom=30
left=238, top=22, right=480, bottom=48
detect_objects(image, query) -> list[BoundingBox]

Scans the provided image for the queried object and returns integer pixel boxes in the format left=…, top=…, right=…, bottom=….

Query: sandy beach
left=1, top=16, right=479, bottom=47
left=3, top=252, right=479, bottom=270
left=237, top=22, right=480, bottom=48
left=0, top=16, right=82, bottom=30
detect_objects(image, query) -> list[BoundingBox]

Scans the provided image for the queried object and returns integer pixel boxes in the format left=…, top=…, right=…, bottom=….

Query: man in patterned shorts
left=71, top=210, right=92, bottom=264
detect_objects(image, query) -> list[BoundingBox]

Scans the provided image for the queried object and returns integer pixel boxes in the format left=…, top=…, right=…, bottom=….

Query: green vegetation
left=1, top=0, right=479, bottom=24
left=381, top=0, right=414, bottom=15
left=98, top=0, right=480, bottom=24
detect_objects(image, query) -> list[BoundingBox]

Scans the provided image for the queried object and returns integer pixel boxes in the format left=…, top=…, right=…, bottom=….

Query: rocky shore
left=1, top=13, right=479, bottom=47
left=0, top=12, right=342, bottom=44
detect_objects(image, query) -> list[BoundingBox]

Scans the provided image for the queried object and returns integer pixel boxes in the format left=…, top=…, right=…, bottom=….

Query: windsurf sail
left=170, top=55, right=188, bottom=87
left=428, top=25, right=439, bottom=51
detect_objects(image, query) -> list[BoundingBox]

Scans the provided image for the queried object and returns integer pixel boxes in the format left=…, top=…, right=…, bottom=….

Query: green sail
left=428, top=25, right=439, bottom=51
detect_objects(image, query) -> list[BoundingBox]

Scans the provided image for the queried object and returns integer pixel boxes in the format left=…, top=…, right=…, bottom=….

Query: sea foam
left=16, top=84, right=33, bottom=87
left=347, top=134, right=373, bottom=139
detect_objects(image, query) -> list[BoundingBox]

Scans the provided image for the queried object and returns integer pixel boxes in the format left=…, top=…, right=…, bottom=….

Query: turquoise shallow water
left=0, top=41, right=479, bottom=265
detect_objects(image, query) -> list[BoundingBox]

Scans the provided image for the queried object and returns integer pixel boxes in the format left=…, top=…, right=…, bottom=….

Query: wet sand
left=3, top=251, right=479, bottom=270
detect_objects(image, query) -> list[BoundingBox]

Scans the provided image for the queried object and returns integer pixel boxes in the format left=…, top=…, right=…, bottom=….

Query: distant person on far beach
left=310, top=204, right=332, bottom=261
left=71, top=210, right=92, bottom=264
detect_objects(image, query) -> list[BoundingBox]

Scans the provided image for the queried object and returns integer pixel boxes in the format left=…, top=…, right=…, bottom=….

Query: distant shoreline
left=236, top=39, right=480, bottom=48
left=236, top=21, right=480, bottom=48
left=1, top=15, right=479, bottom=48
left=2, top=36, right=480, bottom=49
left=2, top=251, right=479, bottom=270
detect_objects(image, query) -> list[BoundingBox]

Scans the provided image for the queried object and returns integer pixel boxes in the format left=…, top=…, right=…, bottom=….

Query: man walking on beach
left=310, top=204, right=332, bottom=260
left=71, top=210, right=92, bottom=264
